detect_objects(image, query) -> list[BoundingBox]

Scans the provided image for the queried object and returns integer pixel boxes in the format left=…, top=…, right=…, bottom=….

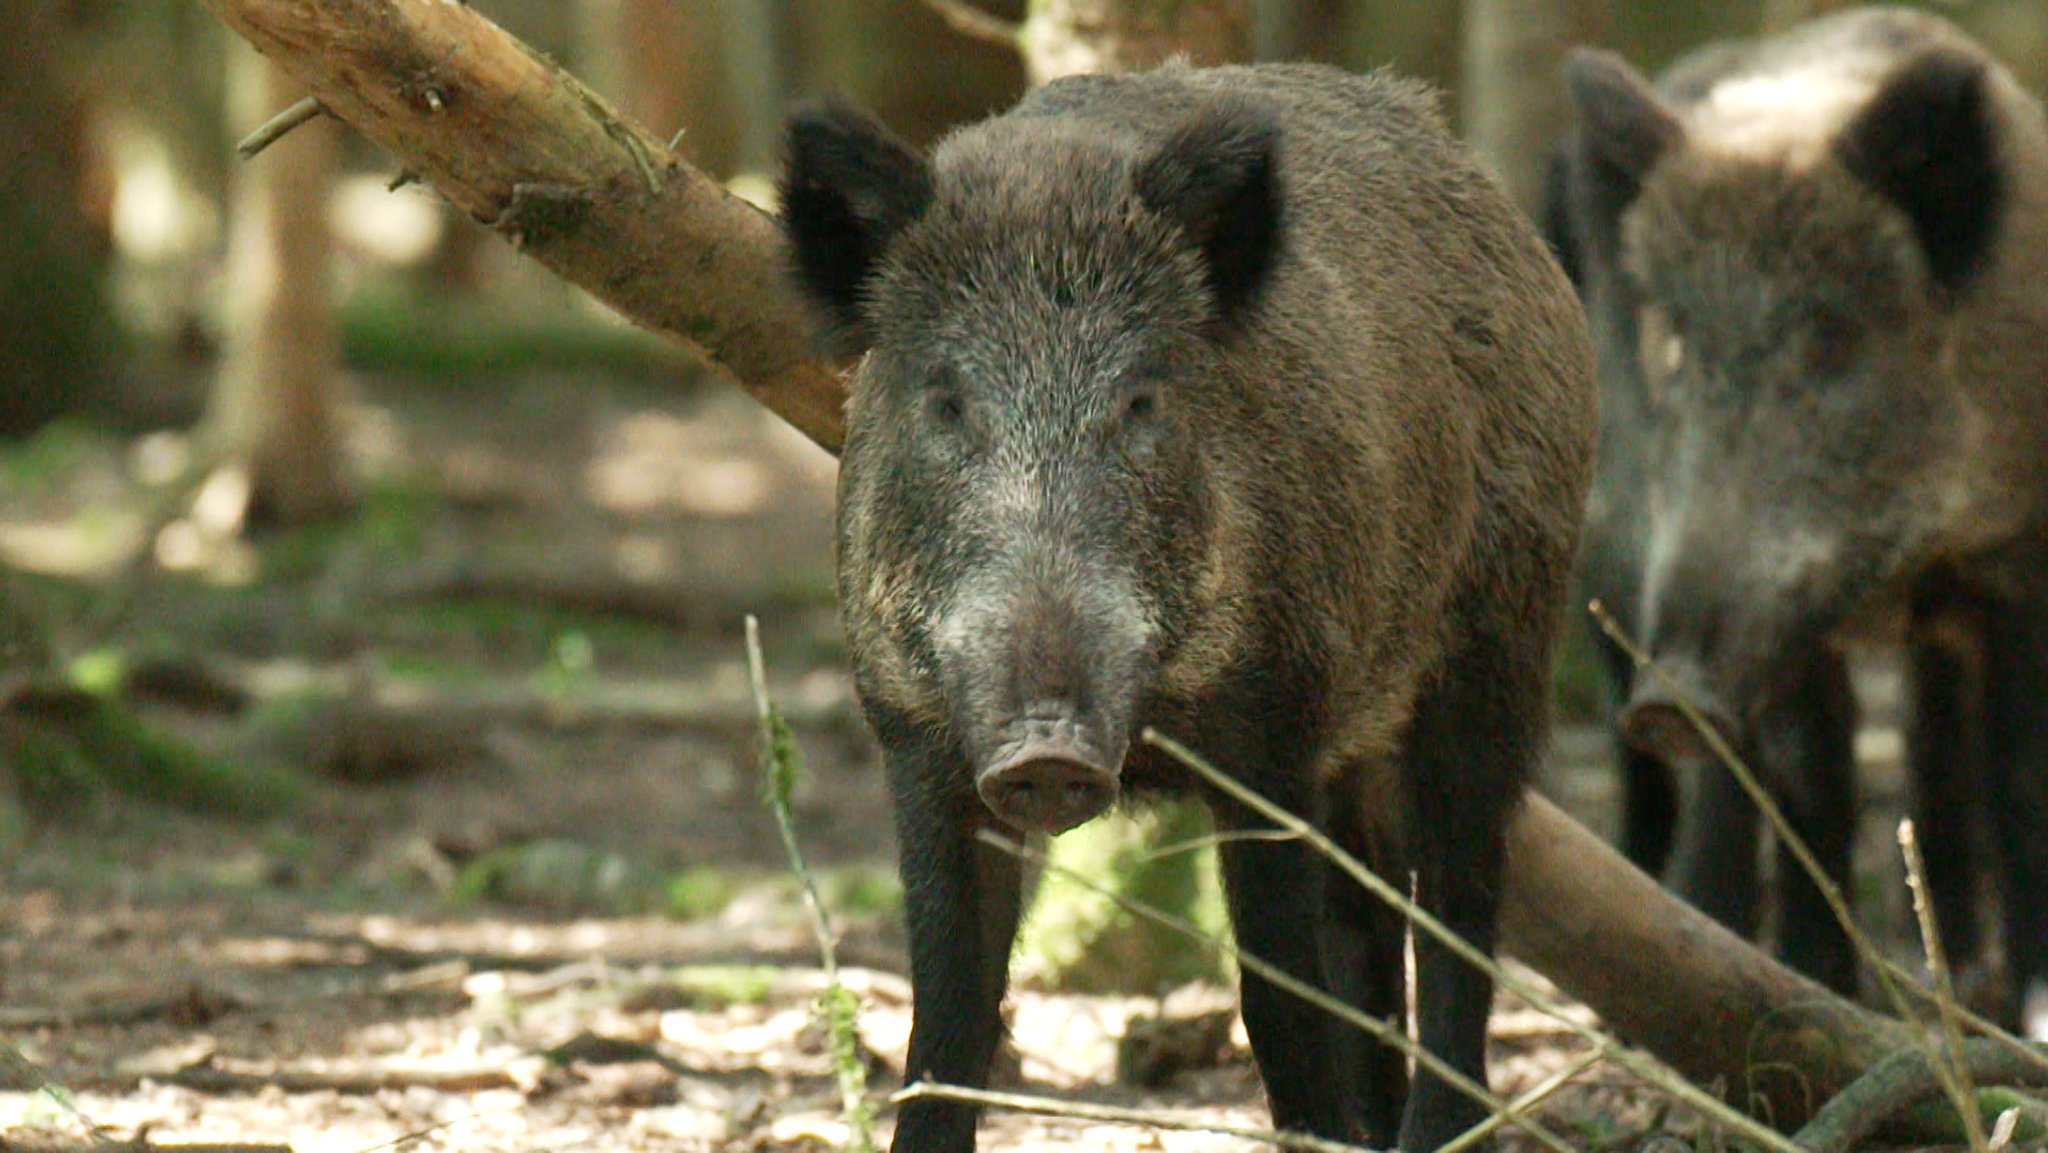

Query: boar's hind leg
left=1322, top=810, right=1410, bottom=1146
left=1983, top=606, right=2048, bottom=1039
left=1210, top=766, right=1353, bottom=1143
left=1396, top=629, right=1540, bottom=1153
left=883, top=729, right=1028, bottom=1153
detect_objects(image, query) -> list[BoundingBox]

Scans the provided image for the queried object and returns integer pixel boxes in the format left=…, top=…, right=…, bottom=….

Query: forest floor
left=0, top=354, right=1953, bottom=1153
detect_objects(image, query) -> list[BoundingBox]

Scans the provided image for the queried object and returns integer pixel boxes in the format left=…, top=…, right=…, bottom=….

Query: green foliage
left=449, top=839, right=660, bottom=914
left=1550, top=616, right=1610, bottom=725
left=256, top=477, right=438, bottom=581
left=0, top=420, right=118, bottom=496
left=820, top=981, right=880, bottom=1153
left=655, top=964, right=778, bottom=1009
left=340, top=281, right=676, bottom=381
left=531, top=627, right=597, bottom=705
left=1015, top=802, right=1231, bottom=994
left=73, top=698, right=300, bottom=816
left=6, top=696, right=300, bottom=820
left=665, top=865, right=744, bottom=921
left=817, top=864, right=902, bottom=919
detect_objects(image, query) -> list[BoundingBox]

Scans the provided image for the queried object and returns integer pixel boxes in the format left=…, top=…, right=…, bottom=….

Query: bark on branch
left=198, top=0, right=846, bottom=453
left=197, top=0, right=1997, bottom=1132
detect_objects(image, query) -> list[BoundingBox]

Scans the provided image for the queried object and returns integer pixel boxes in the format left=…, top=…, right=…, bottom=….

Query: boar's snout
left=977, top=711, right=1121, bottom=835
left=1619, top=669, right=1739, bottom=769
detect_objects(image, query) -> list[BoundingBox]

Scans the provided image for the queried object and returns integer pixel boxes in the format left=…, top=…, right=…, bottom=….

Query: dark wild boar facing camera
left=1547, top=7, right=2048, bottom=1031
left=781, top=63, right=1595, bottom=1153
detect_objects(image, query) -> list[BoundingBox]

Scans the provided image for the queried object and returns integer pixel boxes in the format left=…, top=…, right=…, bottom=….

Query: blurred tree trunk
left=721, top=0, right=792, bottom=181
left=1252, top=0, right=1343, bottom=62
left=1462, top=0, right=1611, bottom=212
left=205, top=46, right=353, bottom=526
left=190, top=0, right=2009, bottom=1127
left=0, top=5, right=117, bottom=437
left=1762, top=0, right=1850, bottom=31
left=1021, top=0, right=1250, bottom=84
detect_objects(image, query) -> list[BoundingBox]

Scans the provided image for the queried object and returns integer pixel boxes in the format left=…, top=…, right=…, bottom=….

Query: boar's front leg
left=881, top=720, right=1028, bottom=1153
left=1757, top=650, right=1857, bottom=996
left=1398, top=631, right=1538, bottom=1153
left=1211, top=776, right=1353, bottom=1144
left=1903, top=579, right=1991, bottom=977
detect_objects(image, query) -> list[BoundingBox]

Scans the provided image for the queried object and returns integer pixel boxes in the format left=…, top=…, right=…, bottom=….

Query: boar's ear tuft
left=1563, top=48, right=1683, bottom=190
left=1835, top=48, right=2004, bottom=297
left=779, top=99, right=935, bottom=345
left=1134, top=102, right=1284, bottom=331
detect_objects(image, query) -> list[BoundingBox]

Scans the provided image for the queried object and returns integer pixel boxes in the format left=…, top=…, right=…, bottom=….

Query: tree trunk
left=0, top=4, right=116, bottom=437
left=1461, top=0, right=1612, bottom=212
left=196, top=0, right=1949, bottom=1128
left=1021, top=0, right=1250, bottom=85
left=206, top=45, right=354, bottom=525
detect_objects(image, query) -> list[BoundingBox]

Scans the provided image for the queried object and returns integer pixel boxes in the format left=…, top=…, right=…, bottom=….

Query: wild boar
left=783, top=62, right=1596, bottom=1150
left=1546, top=6, right=2048, bottom=1029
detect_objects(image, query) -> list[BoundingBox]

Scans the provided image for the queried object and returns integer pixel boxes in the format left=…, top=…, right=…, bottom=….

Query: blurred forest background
left=6, top=0, right=2048, bottom=991
left=4, top=2, right=2046, bottom=1150
left=0, top=0, right=2042, bottom=962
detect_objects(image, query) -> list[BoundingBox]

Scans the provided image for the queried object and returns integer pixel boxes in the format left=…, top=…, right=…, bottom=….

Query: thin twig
left=1434, top=1049, right=1605, bottom=1153
left=1143, top=729, right=1810, bottom=1153
left=237, top=96, right=326, bottom=158
left=895, top=1082, right=1366, bottom=1153
left=1133, top=827, right=1301, bottom=863
left=748, top=615, right=839, bottom=977
left=747, top=615, right=877, bottom=1153
left=978, top=828, right=1585, bottom=1153
left=1901, top=818, right=1988, bottom=1152
left=918, top=0, right=1021, bottom=46
left=1588, top=599, right=2048, bottom=1084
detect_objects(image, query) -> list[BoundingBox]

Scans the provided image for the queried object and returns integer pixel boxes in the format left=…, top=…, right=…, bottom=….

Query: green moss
left=1015, top=802, right=1230, bottom=994
left=666, top=865, right=745, bottom=921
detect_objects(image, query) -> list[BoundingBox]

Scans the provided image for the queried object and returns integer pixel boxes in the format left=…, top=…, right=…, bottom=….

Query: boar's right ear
left=1134, top=102, right=1284, bottom=333
left=779, top=100, right=935, bottom=344
left=1563, top=48, right=1683, bottom=192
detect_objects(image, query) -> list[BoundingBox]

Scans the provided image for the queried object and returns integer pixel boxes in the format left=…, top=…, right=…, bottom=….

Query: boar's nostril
left=977, top=755, right=1118, bottom=835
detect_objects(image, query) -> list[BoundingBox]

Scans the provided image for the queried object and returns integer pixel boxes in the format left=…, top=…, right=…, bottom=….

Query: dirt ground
left=0, top=364, right=1952, bottom=1153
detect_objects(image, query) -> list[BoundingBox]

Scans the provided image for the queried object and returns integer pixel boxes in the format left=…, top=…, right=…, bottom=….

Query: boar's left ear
left=780, top=100, right=935, bottom=344
left=1134, top=101, right=1284, bottom=332
left=1834, top=48, right=2005, bottom=296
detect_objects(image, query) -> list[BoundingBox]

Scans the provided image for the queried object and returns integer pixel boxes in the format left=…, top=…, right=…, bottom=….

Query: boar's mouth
left=975, top=716, right=1123, bottom=835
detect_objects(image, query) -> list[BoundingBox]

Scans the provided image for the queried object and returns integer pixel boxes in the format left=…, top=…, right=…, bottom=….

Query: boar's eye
left=927, top=389, right=967, bottom=428
left=1124, top=391, right=1159, bottom=421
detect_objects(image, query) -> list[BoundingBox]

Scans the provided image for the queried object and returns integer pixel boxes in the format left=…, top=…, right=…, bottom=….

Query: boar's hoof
left=978, top=750, right=1118, bottom=835
left=1619, top=685, right=1738, bottom=769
